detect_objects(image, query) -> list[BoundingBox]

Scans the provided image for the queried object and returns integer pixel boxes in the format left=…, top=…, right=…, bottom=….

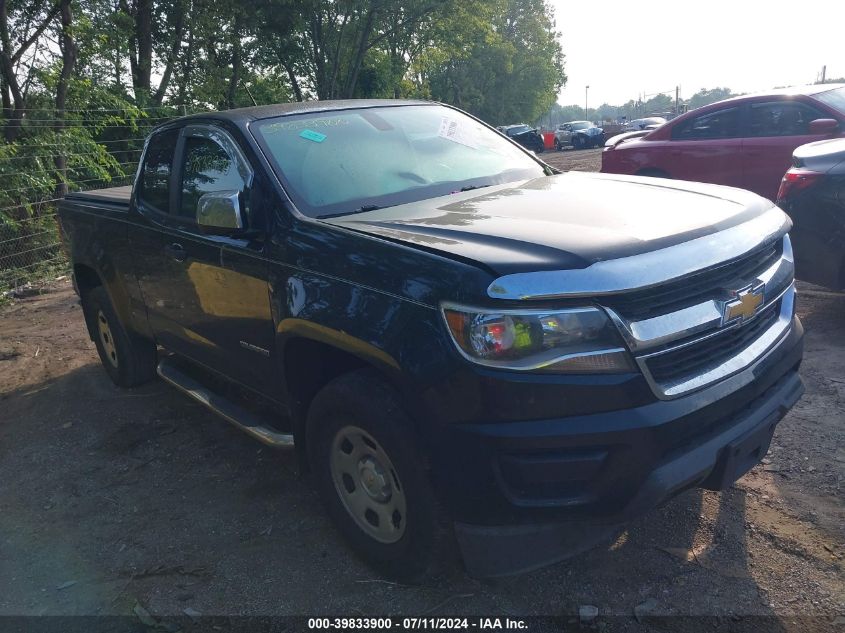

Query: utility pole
left=675, top=85, right=679, bottom=115
left=821, top=65, right=827, bottom=83
left=585, top=85, right=589, bottom=121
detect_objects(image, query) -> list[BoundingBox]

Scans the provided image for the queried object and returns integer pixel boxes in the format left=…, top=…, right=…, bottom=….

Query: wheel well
left=74, top=264, right=102, bottom=297
left=73, top=264, right=104, bottom=341
left=284, top=336, right=369, bottom=415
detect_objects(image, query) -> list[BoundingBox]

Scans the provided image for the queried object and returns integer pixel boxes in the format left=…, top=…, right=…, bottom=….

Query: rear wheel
left=82, top=286, right=157, bottom=387
left=308, top=369, right=452, bottom=582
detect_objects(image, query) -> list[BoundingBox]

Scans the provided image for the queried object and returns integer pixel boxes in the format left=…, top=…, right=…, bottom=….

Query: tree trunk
left=282, top=59, right=303, bottom=102
left=226, top=16, right=243, bottom=109
left=0, top=0, right=24, bottom=141
left=134, top=0, right=153, bottom=104
left=343, top=7, right=377, bottom=98
left=176, top=19, right=194, bottom=106
left=54, top=0, right=77, bottom=198
left=153, top=0, right=186, bottom=106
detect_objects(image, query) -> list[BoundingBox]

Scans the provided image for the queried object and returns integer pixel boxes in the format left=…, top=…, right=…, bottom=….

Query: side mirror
left=809, top=118, right=839, bottom=135
left=196, top=190, right=243, bottom=233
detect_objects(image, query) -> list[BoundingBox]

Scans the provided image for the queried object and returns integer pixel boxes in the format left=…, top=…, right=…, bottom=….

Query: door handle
left=165, top=242, right=186, bottom=262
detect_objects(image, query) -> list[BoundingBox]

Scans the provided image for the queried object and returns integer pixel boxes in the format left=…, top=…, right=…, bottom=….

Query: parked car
left=554, top=120, right=604, bottom=149
left=58, top=99, right=803, bottom=581
left=625, top=116, right=667, bottom=131
left=497, top=123, right=545, bottom=153
left=777, top=137, right=845, bottom=289
left=602, top=84, right=845, bottom=201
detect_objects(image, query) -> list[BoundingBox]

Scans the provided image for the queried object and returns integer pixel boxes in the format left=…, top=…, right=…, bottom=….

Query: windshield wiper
left=459, top=184, right=493, bottom=192
left=317, top=204, right=382, bottom=220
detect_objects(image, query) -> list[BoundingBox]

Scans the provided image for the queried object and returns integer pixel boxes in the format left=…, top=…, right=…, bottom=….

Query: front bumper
left=431, top=317, right=804, bottom=576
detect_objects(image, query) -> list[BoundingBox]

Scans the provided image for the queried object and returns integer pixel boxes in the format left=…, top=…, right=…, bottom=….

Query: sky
left=549, top=0, right=844, bottom=108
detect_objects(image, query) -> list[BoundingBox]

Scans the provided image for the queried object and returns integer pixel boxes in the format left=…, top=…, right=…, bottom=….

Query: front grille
left=645, top=299, right=781, bottom=385
left=604, top=241, right=782, bottom=321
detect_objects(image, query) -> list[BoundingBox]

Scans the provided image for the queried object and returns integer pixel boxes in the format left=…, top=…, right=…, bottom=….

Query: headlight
left=441, top=304, right=633, bottom=373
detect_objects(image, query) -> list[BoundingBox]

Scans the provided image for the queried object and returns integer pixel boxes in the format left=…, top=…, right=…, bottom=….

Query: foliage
left=423, top=0, right=565, bottom=125
left=0, top=0, right=566, bottom=286
left=687, top=87, right=736, bottom=110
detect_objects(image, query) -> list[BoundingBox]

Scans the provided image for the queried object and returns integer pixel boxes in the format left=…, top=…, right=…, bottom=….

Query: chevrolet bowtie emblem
left=721, top=284, right=765, bottom=326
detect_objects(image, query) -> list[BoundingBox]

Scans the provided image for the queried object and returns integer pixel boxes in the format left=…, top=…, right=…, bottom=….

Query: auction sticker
left=299, top=129, right=327, bottom=143
left=437, top=117, right=479, bottom=149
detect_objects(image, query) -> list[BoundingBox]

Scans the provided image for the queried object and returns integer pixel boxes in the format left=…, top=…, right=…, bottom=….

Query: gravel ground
left=0, top=154, right=842, bottom=631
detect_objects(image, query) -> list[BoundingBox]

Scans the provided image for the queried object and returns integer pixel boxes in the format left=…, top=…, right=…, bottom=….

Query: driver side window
left=179, top=136, right=247, bottom=220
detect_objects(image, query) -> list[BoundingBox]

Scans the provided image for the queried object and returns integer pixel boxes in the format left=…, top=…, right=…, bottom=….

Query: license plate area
left=703, top=413, right=778, bottom=491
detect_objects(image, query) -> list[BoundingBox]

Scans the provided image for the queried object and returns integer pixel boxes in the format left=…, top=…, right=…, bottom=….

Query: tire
left=307, top=369, right=453, bottom=583
left=554, top=139, right=562, bottom=151
left=82, top=286, right=157, bottom=387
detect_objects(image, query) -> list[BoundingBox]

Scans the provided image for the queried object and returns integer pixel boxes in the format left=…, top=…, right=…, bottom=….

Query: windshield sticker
left=437, top=117, right=478, bottom=149
left=299, top=129, right=327, bottom=143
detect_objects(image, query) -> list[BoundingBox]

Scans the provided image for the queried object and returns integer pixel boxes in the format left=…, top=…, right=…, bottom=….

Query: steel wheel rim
left=329, top=425, right=407, bottom=544
left=97, top=309, right=119, bottom=368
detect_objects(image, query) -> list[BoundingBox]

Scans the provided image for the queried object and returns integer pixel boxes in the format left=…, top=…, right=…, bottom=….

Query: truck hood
left=324, top=172, right=777, bottom=276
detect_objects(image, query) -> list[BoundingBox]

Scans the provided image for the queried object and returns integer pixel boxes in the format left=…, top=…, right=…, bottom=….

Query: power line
left=1, top=148, right=144, bottom=162
left=0, top=229, right=54, bottom=246
left=1, top=161, right=139, bottom=180
left=2, top=124, right=164, bottom=129
left=3, top=106, right=190, bottom=112
left=0, top=241, right=62, bottom=261
left=0, top=200, right=63, bottom=213
left=0, top=253, right=66, bottom=278
left=0, top=174, right=133, bottom=197
left=3, top=117, right=176, bottom=123
left=17, top=138, right=146, bottom=146
left=0, top=212, right=58, bottom=224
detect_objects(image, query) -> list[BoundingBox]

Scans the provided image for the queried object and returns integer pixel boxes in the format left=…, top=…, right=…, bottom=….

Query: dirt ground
left=0, top=148, right=842, bottom=631
left=540, top=146, right=603, bottom=173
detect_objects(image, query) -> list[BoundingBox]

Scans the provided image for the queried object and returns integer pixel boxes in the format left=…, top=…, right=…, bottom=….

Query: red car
left=601, top=84, right=845, bottom=201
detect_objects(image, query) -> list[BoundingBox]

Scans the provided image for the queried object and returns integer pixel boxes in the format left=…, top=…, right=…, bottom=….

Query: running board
left=157, top=358, right=294, bottom=448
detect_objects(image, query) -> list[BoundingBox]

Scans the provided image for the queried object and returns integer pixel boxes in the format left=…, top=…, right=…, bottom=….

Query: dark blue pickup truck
left=58, top=99, right=804, bottom=580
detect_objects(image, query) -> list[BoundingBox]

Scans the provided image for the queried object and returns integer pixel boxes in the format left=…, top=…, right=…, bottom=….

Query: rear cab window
left=137, top=128, right=179, bottom=213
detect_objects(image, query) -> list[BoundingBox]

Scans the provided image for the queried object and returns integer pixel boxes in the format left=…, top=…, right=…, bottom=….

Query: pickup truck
left=58, top=99, right=804, bottom=581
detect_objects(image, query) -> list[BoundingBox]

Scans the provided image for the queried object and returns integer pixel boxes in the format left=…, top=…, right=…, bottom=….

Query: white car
left=625, top=117, right=667, bottom=131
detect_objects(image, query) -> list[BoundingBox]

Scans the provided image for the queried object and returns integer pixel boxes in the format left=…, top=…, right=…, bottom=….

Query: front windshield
left=252, top=105, right=545, bottom=218
left=507, top=125, right=531, bottom=135
left=569, top=122, right=590, bottom=130
left=816, top=87, right=845, bottom=116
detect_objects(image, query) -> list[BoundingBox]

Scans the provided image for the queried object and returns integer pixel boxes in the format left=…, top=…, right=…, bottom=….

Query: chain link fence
left=0, top=107, right=186, bottom=296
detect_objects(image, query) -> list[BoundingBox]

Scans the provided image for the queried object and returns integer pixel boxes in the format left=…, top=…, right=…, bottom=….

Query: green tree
left=424, top=0, right=565, bottom=125
left=687, top=87, right=735, bottom=110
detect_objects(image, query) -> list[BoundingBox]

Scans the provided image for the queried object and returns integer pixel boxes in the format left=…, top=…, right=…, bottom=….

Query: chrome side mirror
left=196, top=190, right=243, bottom=232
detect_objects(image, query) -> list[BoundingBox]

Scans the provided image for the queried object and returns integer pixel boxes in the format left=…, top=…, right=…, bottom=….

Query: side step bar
left=157, top=358, right=295, bottom=448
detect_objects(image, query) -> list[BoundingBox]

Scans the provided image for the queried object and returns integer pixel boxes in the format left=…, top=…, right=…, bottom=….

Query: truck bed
left=65, top=185, right=132, bottom=208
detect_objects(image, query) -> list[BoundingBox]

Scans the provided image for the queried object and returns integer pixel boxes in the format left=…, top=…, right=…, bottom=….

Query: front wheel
left=308, top=369, right=452, bottom=582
